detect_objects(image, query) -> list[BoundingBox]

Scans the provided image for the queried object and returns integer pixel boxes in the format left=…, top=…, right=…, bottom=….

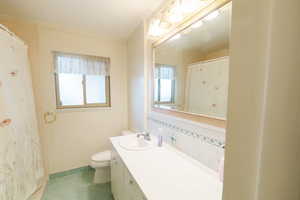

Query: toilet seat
left=90, top=150, right=111, bottom=169
left=91, top=150, right=111, bottom=162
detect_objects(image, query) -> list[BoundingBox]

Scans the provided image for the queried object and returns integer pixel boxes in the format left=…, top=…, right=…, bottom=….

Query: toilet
left=90, top=150, right=111, bottom=183
left=90, top=130, right=133, bottom=183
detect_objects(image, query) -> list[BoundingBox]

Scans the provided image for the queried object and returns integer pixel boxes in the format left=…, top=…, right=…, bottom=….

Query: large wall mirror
left=152, top=3, right=231, bottom=121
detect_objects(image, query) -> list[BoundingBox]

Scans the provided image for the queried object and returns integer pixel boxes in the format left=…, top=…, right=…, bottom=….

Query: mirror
left=153, top=3, right=231, bottom=119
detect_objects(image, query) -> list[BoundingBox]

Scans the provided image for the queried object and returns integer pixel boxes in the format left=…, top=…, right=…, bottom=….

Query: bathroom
left=0, top=0, right=299, bottom=200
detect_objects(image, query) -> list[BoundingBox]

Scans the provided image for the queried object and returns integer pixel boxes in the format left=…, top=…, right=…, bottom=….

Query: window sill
left=56, top=107, right=112, bottom=113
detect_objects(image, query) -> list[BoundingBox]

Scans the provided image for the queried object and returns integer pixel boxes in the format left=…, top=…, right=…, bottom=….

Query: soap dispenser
left=157, top=128, right=164, bottom=147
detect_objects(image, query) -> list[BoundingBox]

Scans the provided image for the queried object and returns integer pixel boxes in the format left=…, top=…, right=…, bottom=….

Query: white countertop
left=110, top=135, right=223, bottom=200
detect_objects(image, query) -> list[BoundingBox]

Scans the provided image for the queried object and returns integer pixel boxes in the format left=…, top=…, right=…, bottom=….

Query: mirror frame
left=151, top=0, right=231, bottom=128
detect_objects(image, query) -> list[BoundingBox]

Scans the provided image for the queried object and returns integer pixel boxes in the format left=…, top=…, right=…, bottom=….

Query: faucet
left=170, top=135, right=176, bottom=144
left=137, top=131, right=151, bottom=141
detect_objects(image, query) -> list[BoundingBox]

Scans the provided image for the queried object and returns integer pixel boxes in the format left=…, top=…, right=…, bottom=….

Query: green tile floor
left=42, top=167, right=114, bottom=200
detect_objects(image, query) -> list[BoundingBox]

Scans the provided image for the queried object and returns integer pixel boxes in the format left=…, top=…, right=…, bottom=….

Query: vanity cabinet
left=111, top=149, right=125, bottom=200
left=111, top=148, right=146, bottom=200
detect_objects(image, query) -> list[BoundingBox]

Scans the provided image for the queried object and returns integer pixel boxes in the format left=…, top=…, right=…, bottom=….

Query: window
left=54, top=52, right=111, bottom=109
left=154, top=64, right=175, bottom=104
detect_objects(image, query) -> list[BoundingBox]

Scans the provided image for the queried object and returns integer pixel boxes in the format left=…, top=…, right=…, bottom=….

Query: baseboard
left=49, top=166, right=94, bottom=179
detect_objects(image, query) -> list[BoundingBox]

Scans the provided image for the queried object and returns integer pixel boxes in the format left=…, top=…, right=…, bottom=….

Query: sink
left=119, top=135, right=153, bottom=151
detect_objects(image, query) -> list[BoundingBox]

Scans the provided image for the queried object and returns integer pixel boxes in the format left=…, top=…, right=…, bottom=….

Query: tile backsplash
left=148, top=112, right=225, bottom=172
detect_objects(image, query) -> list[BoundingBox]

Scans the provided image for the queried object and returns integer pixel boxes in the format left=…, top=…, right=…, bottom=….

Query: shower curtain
left=0, top=27, right=44, bottom=199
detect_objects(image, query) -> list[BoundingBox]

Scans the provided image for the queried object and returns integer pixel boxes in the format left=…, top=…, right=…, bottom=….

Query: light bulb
left=168, top=13, right=183, bottom=23
left=148, top=19, right=167, bottom=37
left=148, top=26, right=166, bottom=37
left=181, top=0, right=203, bottom=14
left=167, top=2, right=183, bottom=23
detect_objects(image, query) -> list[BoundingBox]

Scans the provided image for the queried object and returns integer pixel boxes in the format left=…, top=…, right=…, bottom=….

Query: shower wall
left=0, top=27, right=44, bottom=200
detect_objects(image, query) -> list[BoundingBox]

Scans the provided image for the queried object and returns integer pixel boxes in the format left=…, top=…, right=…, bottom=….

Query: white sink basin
left=119, top=135, right=153, bottom=151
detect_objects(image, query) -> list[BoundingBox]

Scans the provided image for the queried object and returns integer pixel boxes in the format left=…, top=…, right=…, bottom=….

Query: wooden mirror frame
left=151, top=0, right=231, bottom=129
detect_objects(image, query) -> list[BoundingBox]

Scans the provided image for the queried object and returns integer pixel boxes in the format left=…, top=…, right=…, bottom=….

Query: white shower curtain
left=0, top=27, right=44, bottom=199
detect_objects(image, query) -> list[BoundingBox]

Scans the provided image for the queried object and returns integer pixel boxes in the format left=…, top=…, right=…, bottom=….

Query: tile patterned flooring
left=42, top=167, right=114, bottom=200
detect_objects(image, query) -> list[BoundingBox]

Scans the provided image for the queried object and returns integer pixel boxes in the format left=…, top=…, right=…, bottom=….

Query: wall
left=204, top=48, right=229, bottom=60
left=37, top=26, right=128, bottom=174
left=183, top=48, right=229, bottom=66
left=127, top=23, right=147, bottom=131
left=0, top=17, right=128, bottom=174
left=148, top=112, right=225, bottom=172
left=223, top=0, right=300, bottom=200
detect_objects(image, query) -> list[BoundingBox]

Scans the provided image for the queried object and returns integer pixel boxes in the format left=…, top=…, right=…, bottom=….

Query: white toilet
left=90, top=130, right=132, bottom=183
left=90, top=150, right=111, bottom=184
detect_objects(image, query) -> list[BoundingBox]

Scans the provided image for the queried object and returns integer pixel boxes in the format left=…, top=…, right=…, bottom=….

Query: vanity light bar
left=148, top=0, right=215, bottom=38
left=151, top=0, right=231, bottom=46
left=149, top=2, right=226, bottom=39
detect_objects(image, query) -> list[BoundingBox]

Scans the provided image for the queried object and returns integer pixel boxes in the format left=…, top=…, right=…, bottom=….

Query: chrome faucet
left=137, top=131, right=151, bottom=141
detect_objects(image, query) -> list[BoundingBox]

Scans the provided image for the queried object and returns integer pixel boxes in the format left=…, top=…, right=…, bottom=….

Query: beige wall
left=183, top=48, right=229, bottom=65
left=127, top=22, right=148, bottom=132
left=250, top=0, right=300, bottom=199
left=0, top=17, right=128, bottom=174
left=204, top=48, right=229, bottom=60
left=223, top=0, right=300, bottom=200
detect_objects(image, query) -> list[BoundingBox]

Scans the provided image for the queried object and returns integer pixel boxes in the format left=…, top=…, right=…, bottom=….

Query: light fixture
left=181, top=0, right=202, bottom=14
left=203, top=10, right=220, bottom=21
left=147, top=0, right=224, bottom=38
left=191, top=20, right=203, bottom=29
left=168, top=13, right=183, bottom=23
left=170, top=34, right=181, bottom=40
left=148, top=19, right=167, bottom=37
left=167, top=1, right=183, bottom=23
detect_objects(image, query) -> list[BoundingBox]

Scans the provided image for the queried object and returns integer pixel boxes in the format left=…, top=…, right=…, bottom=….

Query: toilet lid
left=92, top=150, right=111, bottom=162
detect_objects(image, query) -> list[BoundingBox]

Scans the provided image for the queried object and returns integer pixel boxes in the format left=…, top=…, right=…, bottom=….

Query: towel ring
left=44, top=112, right=56, bottom=124
left=0, top=119, right=12, bottom=127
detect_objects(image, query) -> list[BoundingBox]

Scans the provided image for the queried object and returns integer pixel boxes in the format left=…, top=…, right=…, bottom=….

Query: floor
left=42, top=167, right=114, bottom=200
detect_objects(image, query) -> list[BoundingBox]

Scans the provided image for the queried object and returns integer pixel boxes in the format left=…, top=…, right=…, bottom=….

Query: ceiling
left=0, top=0, right=165, bottom=40
left=157, top=3, right=231, bottom=54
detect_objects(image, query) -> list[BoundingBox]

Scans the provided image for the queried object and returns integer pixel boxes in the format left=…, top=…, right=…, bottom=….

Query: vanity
left=110, top=134, right=223, bottom=200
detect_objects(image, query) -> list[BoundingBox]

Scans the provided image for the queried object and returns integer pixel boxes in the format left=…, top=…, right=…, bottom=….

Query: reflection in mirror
left=153, top=3, right=231, bottom=119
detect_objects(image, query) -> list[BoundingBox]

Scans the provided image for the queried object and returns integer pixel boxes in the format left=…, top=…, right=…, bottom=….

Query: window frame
left=54, top=53, right=111, bottom=109
left=154, top=65, right=175, bottom=104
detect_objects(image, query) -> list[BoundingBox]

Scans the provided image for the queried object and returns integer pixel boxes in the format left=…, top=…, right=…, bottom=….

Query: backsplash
left=148, top=112, right=225, bottom=172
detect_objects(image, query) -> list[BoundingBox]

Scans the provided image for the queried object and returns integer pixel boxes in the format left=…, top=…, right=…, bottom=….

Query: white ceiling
left=157, top=3, right=231, bottom=54
left=0, top=0, right=165, bottom=40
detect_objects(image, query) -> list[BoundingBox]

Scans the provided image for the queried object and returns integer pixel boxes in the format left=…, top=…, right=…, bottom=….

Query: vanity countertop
left=110, top=135, right=223, bottom=200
